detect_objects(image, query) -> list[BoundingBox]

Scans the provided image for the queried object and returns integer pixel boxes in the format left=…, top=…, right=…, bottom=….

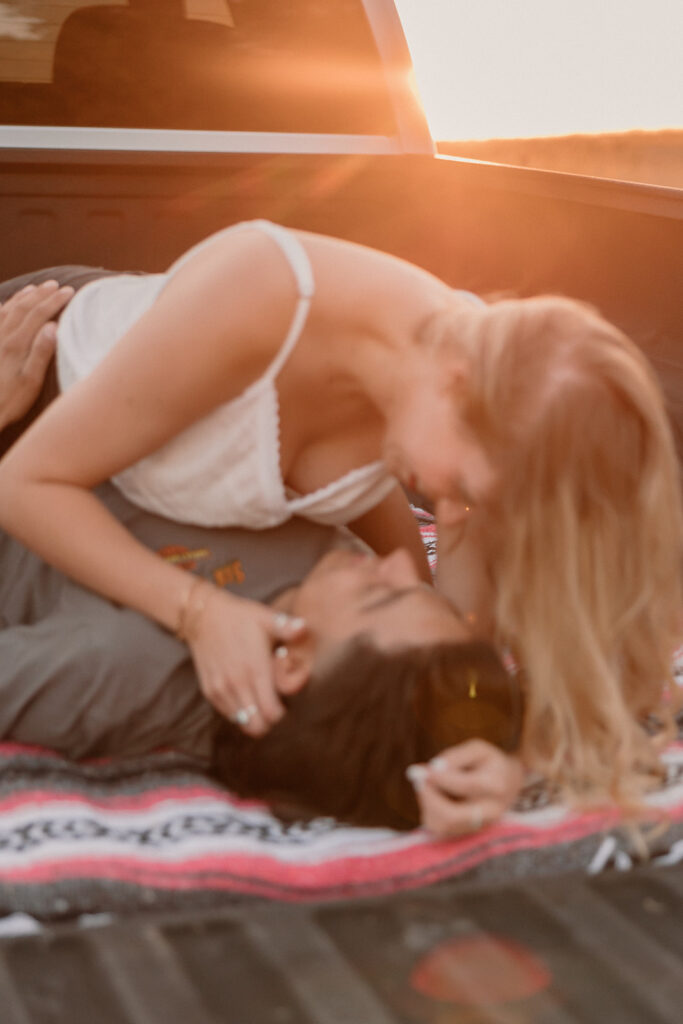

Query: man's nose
left=376, top=548, right=420, bottom=584
left=435, top=496, right=471, bottom=528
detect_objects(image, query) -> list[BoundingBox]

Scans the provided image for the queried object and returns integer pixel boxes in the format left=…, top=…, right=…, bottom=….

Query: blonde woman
left=0, top=220, right=680, bottom=815
left=434, top=297, right=683, bottom=808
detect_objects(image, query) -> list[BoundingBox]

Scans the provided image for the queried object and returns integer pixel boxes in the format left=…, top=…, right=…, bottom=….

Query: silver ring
left=273, top=611, right=292, bottom=631
left=231, top=704, right=258, bottom=727
left=470, top=805, right=484, bottom=832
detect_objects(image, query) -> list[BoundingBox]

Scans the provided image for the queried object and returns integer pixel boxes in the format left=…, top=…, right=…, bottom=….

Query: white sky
left=393, top=0, right=683, bottom=140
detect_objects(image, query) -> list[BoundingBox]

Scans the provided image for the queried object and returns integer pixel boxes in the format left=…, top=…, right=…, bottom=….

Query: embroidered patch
left=213, top=560, right=246, bottom=587
left=157, top=545, right=210, bottom=572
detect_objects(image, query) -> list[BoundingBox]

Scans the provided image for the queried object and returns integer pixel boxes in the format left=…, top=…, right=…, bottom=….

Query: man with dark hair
left=0, top=281, right=523, bottom=837
left=218, top=635, right=522, bottom=830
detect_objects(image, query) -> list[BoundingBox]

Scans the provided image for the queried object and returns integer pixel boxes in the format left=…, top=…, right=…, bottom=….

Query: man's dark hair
left=211, top=639, right=523, bottom=830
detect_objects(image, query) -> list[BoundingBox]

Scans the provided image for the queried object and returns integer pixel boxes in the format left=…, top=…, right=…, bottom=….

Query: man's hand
left=0, top=280, right=73, bottom=432
left=407, top=739, right=524, bottom=838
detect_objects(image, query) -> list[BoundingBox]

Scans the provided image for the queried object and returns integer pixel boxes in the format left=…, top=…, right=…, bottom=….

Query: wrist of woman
left=175, top=575, right=213, bottom=643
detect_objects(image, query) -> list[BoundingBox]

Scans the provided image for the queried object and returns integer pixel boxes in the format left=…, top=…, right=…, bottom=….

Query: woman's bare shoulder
left=151, top=226, right=305, bottom=382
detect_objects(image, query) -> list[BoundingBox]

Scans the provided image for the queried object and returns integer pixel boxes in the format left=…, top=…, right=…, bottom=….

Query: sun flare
left=394, top=0, right=683, bottom=141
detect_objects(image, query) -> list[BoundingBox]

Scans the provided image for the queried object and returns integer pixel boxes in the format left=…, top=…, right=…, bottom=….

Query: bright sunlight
left=394, top=0, right=683, bottom=141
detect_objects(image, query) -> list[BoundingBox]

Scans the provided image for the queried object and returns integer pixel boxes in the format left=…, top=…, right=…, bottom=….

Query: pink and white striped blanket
left=1, top=508, right=681, bottom=921
left=0, top=738, right=681, bottom=920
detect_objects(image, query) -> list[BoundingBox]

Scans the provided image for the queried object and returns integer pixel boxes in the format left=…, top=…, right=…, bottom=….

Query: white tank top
left=56, top=220, right=397, bottom=529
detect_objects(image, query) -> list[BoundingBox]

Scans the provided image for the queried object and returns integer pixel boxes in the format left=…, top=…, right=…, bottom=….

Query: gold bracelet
left=175, top=576, right=209, bottom=643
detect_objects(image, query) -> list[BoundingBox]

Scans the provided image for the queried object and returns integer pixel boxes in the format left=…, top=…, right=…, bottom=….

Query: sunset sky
left=394, top=0, right=683, bottom=141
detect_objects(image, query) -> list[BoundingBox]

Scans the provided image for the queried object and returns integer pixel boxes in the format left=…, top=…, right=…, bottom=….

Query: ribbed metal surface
left=0, top=864, right=681, bottom=1023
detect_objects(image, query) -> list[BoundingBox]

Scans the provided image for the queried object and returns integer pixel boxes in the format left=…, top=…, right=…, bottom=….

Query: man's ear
left=273, top=637, right=314, bottom=696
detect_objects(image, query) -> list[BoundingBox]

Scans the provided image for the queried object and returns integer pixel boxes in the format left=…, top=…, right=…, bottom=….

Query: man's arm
left=0, top=281, right=73, bottom=433
left=408, top=739, right=524, bottom=837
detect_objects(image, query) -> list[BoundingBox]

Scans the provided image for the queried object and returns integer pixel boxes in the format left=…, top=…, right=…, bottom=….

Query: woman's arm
left=0, top=231, right=294, bottom=588
left=348, top=484, right=432, bottom=583
left=0, top=230, right=305, bottom=732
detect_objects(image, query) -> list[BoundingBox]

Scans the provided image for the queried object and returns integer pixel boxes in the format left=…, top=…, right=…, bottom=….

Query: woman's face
left=384, top=351, right=497, bottom=526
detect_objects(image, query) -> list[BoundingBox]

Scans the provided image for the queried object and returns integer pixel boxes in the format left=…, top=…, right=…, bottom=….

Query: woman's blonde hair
left=429, top=295, right=683, bottom=808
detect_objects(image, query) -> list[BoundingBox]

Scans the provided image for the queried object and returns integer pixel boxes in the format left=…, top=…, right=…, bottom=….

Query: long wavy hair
left=212, top=639, right=522, bottom=829
left=427, top=295, right=683, bottom=807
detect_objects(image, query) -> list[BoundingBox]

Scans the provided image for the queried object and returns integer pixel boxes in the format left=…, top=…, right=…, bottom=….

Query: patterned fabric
left=0, top=741, right=681, bottom=920
left=1, top=509, right=682, bottom=921
left=412, top=505, right=438, bottom=574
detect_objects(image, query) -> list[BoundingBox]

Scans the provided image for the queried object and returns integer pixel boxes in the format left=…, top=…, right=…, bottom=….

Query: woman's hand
left=407, top=739, right=524, bottom=838
left=0, top=281, right=73, bottom=431
left=185, top=584, right=308, bottom=736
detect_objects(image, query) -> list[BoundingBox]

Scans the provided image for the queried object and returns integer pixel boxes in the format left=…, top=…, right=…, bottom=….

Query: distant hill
left=438, top=129, right=683, bottom=189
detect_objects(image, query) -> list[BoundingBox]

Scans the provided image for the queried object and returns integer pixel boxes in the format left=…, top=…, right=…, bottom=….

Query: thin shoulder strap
left=452, top=288, right=486, bottom=308
left=250, top=220, right=316, bottom=381
left=168, top=219, right=316, bottom=381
